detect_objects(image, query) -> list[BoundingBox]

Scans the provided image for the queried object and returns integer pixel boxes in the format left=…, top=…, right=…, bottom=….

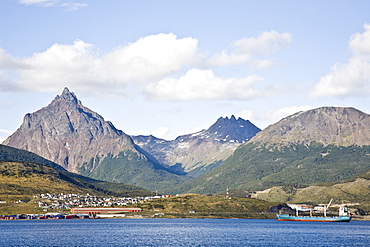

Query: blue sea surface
left=1, top=218, right=369, bottom=246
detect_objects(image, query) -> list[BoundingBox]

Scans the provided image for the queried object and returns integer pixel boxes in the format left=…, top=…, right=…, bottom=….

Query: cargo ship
left=276, top=199, right=351, bottom=222
left=276, top=214, right=351, bottom=222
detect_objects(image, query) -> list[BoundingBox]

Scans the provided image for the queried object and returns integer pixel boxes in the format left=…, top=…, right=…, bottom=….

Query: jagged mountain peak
left=179, top=116, right=260, bottom=144
left=215, top=115, right=238, bottom=122
left=251, top=106, right=370, bottom=147
left=202, top=115, right=261, bottom=143
left=54, top=87, right=80, bottom=105
left=4, top=88, right=137, bottom=172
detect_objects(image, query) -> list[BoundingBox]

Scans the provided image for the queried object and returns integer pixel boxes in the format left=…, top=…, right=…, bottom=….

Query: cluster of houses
left=34, top=193, right=171, bottom=211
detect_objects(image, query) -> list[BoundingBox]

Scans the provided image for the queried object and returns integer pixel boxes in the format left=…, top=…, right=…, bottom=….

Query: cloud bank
left=0, top=31, right=290, bottom=101
left=310, top=24, right=370, bottom=98
left=145, top=69, right=265, bottom=101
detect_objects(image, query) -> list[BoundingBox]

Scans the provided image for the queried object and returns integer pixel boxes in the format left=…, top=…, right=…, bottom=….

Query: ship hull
left=276, top=214, right=351, bottom=222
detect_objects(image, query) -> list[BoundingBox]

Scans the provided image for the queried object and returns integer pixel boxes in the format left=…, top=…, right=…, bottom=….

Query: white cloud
left=102, top=33, right=199, bottom=84
left=0, top=47, right=28, bottom=74
left=207, top=51, right=251, bottom=67
left=0, top=48, right=19, bottom=69
left=130, top=126, right=176, bottom=140
left=19, top=40, right=102, bottom=92
left=59, top=3, right=87, bottom=11
left=0, top=129, right=14, bottom=143
left=159, top=126, right=207, bottom=140
left=310, top=24, right=370, bottom=98
left=0, top=48, right=25, bottom=92
left=0, top=129, right=15, bottom=135
left=151, top=127, right=172, bottom=140
left=207, top=30, right=292, bottom=69
left=264, top=105, right=313, bottom=123
left=145, top=68, right=265, bottom=101
left=349, top=24, right=370, bottom=56
left=14, top=34, right=199, bottom=95
left=0, top=31, right=289, bottom=100
left=232, top=31, right=292, bottom=56
left=235, top=109, right=254, bottom=121
left=0, top=136, right=6, bottom=144
left=17, top=0, right=87, bottom=11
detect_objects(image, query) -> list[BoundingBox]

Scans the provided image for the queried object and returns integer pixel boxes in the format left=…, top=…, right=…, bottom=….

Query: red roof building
left=71, top=207, right=142, bottom=214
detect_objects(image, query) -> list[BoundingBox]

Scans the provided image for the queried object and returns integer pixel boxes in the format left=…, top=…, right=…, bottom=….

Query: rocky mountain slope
left=132, top=116, right=261, bottom=177
left=251, top=107, right=370, bottom=147
left=3, top=88, right=186, bottom=191
left=173, top=107, right=370, bottom=194
left=3, top=88, right=138, bottom=172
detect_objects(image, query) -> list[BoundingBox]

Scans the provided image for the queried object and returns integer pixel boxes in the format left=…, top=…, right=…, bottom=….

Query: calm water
left=1, top=218, right=369, bottom=246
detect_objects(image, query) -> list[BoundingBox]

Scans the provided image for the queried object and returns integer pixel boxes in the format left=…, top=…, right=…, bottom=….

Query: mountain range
left=3, top=88, right=260, bottom=191
left=132, top=115, right=260, bottom=177
left=2, top=88, right=370, bottom=197
left=173, top=107, right=370, bottom=194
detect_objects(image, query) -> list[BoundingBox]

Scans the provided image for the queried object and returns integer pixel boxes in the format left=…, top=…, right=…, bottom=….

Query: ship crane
left=324, top=199, right=333, bottom=217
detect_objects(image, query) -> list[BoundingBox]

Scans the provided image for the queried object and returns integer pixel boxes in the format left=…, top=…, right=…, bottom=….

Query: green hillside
left=250, top=172, right=370, bottom=215
left=0, top=161, right=151, bottom=201
left=79, top=151, right=189, bottom=192
left=0, top=145, right=151, bottom=201
left=172, top=142, right=370, bottom=194
left=252, top=177, right=370, bottom=203
left=0, top=144, right=65, bottom=171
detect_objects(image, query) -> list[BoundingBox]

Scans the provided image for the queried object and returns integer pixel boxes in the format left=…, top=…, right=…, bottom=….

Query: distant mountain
left=3, top=88, right=187, bottom=191
left=132, top=115, right=261, bottom=177
left=0, top=144, right=151, bottom=200
left=251, top=107, right=370, bottom=147
left=204, top=115, right=261, bottom=143
left=172, top=107, right=370, bottom=194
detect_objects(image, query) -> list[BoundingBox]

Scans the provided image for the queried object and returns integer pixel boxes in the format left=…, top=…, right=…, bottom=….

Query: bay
left=1, top=218, right=369, bottom=246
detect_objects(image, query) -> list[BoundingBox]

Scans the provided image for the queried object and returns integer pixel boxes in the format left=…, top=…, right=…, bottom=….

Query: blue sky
left=1, top=0, right=370, bottom=142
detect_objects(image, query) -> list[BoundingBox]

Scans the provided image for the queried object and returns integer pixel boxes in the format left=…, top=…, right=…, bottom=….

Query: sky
left=1, top=0, right=370, bottom=142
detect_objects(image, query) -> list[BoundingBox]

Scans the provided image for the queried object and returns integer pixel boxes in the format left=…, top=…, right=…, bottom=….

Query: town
left=0, top=192, right=173, bottom=220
